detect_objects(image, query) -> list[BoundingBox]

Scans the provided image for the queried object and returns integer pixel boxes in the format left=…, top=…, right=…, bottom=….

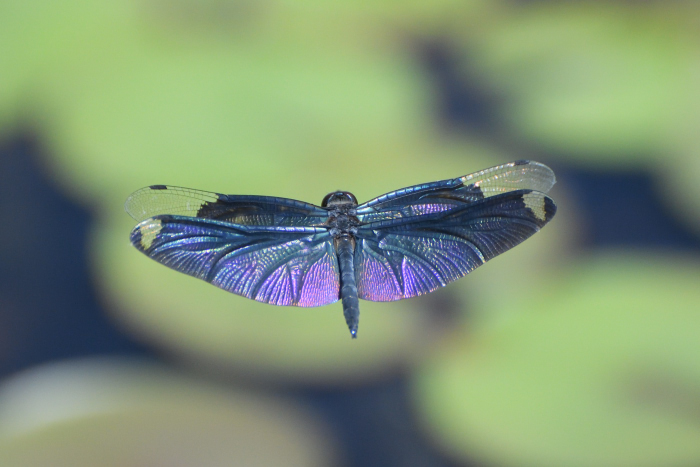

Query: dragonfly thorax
left=323, top=192, right=360, bottom=238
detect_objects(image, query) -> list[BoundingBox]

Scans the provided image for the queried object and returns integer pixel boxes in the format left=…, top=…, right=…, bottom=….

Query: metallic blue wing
left=355, top=160, right=555, bottom=223
left=354, top=190, right=556, bottom=301
left=131, top=215, right=339, bottom=307
left=126, top=185, right=328, bottom=226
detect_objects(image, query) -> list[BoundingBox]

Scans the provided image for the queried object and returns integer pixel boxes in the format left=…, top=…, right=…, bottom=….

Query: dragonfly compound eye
left=322, top=191, right=357, bottom=207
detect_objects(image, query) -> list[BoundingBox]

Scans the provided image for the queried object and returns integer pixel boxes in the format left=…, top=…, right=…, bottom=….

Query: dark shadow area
left=557, top=165, right=700, bottom=251
left=298, top=375, right=470, bottom=467
left=416, top=39, right=502, bottom=133
left=0, top=131, right=150, bottom=377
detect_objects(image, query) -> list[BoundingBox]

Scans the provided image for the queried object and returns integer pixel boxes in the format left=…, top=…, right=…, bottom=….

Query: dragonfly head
left=322, top=191, right=358, bottom=208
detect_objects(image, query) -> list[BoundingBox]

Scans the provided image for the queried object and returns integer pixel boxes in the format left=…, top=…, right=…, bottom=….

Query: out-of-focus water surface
left=1, top=1, right=699, bottom=466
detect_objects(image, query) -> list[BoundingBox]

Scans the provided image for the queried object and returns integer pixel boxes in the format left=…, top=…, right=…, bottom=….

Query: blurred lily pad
left=457, top=4, right=697, bottom=162
left=658, top=68, right=700, bottom=237
left=43, top=38, right=435, bottom=203
left=412, top=252, right=700, bottom=467
left=0, top=358, right=335, bottom=467
left=659, top=154, right=700, bottom=239
left=1, top=0, right=453, bottom=204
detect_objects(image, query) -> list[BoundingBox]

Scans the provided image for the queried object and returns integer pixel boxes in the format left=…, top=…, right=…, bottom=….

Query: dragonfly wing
left=131, top=215, right=339, bottom=307
left=355, top=190, right=556, bottom=301
left=355, top=160, right=555, bottom=223
left=126, top=185, right=328, bottom=226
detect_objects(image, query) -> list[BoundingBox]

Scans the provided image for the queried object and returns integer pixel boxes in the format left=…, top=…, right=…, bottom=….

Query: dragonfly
left=125, top=160, right=556, bottom=338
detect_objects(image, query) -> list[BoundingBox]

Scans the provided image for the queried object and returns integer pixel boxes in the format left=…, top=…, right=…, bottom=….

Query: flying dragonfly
left=125, top=160, right=556, bottom=338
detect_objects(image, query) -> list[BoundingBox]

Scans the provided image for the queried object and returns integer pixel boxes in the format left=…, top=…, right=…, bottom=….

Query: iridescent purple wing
left=355, top=160, right=555, bottom=223
left=355, top=190, right=556, bottom=301
left=131, top=215, right=339, bottom=307
left=126, top=185, right=328, bottom=226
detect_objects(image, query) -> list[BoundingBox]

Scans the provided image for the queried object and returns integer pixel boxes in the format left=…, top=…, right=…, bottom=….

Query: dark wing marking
left=125, top=185, right=329, bottom=227
left=131, top=215, right=339, bottom=307
left=354, top=190, right=556, bottom=301
left=355, top=160, right=555, bottom=223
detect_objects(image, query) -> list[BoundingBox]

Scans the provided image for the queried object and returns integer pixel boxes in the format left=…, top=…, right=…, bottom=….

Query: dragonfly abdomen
left=336, top=236, right=359, bottom=338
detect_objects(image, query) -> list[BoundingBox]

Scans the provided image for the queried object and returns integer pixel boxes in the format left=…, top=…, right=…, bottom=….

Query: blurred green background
left=1, top=1, right=700, bottom=466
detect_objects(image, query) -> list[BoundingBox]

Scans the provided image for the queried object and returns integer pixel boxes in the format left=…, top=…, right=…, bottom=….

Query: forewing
left=126, top=185, right=328, bottom=226
left=355, top=160, right=555, bottom=223
left=131, top=215, right=339, bottom=307
left=355, top=190, right=556, bottom=301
